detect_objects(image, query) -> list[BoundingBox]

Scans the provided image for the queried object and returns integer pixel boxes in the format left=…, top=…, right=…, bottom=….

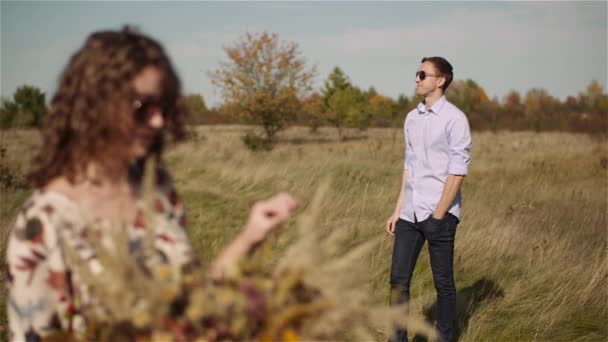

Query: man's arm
left=386, top=169, right=408, bottom=235
left=433, top=112, right=472, bottom=219
left=392, top=169, right=408, bottom=214
left=387, top=114, right=415, bottom=235
left=432, top=174, right=464, bottom=219
left=387, top=114, right=414, bottom=235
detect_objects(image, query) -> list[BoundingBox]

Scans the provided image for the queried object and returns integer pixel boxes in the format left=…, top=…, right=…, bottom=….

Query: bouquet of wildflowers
left=48, top=169, right=434, bottom=342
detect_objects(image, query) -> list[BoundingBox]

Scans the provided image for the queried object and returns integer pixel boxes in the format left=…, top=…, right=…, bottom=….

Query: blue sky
left=1, top=1, right=606, bottom=106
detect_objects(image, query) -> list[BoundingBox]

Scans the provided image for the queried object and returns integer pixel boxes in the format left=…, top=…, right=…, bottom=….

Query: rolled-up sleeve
left=403, top=117, right=413, bottom=170
left=447, top=113, right=472, bottom=176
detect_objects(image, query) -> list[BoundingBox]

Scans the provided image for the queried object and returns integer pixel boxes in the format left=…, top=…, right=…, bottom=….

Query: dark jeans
left=389, top=214, right=459, bottom=342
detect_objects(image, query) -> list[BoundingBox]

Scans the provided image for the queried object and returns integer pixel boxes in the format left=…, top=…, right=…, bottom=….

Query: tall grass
left=0, top=126, right=606, bottom=341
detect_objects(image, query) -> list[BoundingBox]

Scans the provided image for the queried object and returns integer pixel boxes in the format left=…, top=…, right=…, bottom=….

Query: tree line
left=2, top=32, right=606, bottom=146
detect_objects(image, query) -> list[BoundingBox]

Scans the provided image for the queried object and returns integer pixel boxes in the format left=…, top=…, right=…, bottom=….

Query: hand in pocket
left=424, top=214, right=447, bottom=237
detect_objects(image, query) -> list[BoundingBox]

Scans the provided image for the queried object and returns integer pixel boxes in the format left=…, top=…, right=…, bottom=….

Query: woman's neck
left=83, top=161, right=129, bottom=185
left=44, top=161, right=137, bottom=224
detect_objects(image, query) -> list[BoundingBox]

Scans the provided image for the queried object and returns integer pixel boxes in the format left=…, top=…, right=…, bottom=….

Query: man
left=386, top=57, right=472, bottom=342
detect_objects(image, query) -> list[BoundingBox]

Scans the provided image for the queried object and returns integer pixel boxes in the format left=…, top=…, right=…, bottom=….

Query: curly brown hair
left=29, top=27, right=186, bottom=188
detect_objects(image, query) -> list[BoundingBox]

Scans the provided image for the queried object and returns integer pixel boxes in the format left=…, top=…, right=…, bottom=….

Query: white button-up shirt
left=399, top=95, right=472, bottom=222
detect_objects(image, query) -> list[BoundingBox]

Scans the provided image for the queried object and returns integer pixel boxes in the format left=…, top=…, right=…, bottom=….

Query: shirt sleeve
left=403, top=115, right=413, bottom=170
left=6, top=201, right=72, bottom=341
left=447, top=112, right=472, bottom=176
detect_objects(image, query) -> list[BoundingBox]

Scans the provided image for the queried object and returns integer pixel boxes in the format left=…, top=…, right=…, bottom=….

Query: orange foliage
left=210, top=32, right=317, bottom=140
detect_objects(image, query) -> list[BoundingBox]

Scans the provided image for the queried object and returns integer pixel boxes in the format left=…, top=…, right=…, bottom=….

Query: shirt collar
left=417, top=95, right=447, bottom=115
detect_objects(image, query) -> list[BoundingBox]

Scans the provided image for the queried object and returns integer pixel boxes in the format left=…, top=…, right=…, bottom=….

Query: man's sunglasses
left=133, top=96, right=164, bottom=123
left=416, top=71, right=442, bottom=81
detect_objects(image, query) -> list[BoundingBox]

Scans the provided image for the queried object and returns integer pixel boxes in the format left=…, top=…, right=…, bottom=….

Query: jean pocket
left=424, top=215, right=447, bottom=237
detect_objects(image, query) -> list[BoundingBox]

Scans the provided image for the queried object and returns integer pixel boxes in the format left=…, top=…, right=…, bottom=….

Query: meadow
left=0, top=126, right=606, bottom=341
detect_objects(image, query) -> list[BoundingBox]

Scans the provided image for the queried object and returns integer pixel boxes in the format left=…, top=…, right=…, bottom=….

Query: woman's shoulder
left=16, top=188, right=78, bottom=219
left=7, top=188, right=83, bottom=251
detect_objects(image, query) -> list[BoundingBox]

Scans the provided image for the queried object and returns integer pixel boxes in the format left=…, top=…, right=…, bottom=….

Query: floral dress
left=5, top=168, right=195, bottom=341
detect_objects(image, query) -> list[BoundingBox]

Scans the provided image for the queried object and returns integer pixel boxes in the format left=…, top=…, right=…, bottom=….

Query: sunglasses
left=133, top=96, right=164, bottom=123
left=415, top=70, right=442, bottom=81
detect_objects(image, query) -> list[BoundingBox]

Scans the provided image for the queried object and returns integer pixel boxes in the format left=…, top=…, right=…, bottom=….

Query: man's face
left=415, top=61, right=444, bottom=97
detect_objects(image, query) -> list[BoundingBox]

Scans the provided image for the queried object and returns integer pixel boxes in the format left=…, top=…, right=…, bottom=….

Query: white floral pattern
left=5, top=169, right=194, bottom=341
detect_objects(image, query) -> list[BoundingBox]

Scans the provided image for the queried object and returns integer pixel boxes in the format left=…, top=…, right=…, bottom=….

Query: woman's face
left=130, top=66, right=165, bottom=159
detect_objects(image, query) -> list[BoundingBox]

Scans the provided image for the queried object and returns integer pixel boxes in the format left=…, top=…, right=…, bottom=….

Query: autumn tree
left=368, top=94, right=395, bottom=126
left=571, top=80, right=608, bottom=133
left=446, top=79, right=489, bottom=130
left=393, top=94, right=411, bottom=118
left=479, top=96, right=503, bottom=132
left=210, top=32, right=316, bottom=146
left=299, top=92, right=323, bottom=132
left=564, top=96, right=580, bottom=112
left=184, top=94, right=208, bottom=125
left=320, top=67, right=369, bottom=137
left=363, top=86, right=378, bottom=100
left=504, top=90, right=523, bottom=115
left=446, top=79, right=489, bottom=115
left=325, top=87, right=366, bottom=139
left=321, top=67, right=352, bottom=113
left=0, top=85, right=47, bottom=128
left=523, top=88, right=561, bottom=131
left=362, top=86, right=392, bottom=128
left=345, top=86, right=370, bottom=131
left=0, top=100, right=18, bottom=129
left=579, top=80, right=608, bottom=114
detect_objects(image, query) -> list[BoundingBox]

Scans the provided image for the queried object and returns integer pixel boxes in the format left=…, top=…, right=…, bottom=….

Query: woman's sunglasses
left=415, top=71, right=442, bottom=81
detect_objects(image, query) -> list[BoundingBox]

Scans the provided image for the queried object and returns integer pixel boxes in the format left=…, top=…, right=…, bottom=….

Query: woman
left=5, top=27, right=297, bottom=341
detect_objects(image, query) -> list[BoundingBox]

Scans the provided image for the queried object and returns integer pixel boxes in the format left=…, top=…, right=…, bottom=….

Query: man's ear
left=437, top=76, right=446, bottom=89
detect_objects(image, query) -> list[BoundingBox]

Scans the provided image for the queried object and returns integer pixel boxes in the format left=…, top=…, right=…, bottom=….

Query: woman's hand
left=242, top=192, right=299, bottom=245
left=210, top=192, right=298, bottom=279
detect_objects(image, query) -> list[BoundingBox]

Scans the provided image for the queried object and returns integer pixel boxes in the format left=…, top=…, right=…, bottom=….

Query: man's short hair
left=421, top=56, right=453, bottom=92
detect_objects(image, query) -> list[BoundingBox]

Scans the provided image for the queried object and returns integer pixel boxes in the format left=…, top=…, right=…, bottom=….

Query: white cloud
left=304, top=4, right=605, bottom=59
left=292, top=3, right=606, bottom=100
left=4, top=2, right=603, bottom=103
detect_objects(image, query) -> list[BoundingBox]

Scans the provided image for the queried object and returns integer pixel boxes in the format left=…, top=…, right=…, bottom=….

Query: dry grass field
left=0, top=126, right=606, bottom=341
